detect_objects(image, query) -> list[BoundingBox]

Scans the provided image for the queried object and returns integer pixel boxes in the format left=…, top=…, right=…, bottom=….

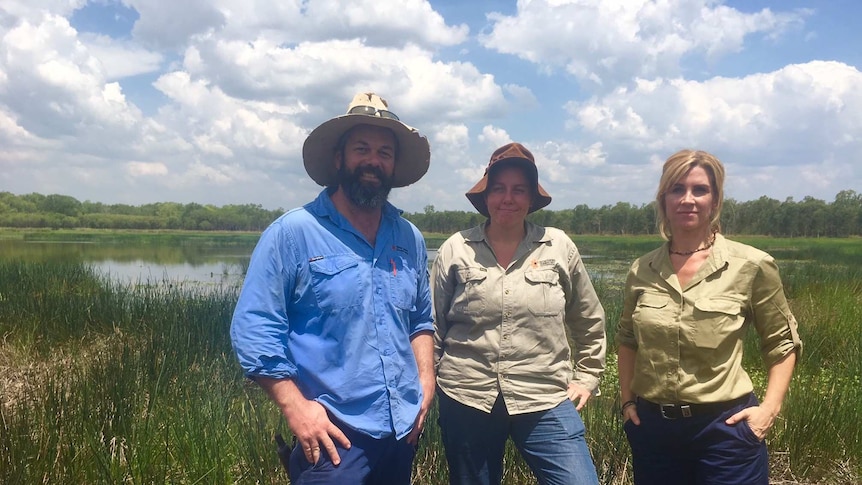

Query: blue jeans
left=287, top=422, right=415, bottom=485
left=623, top=393, right=768, bottom=485
left=437, top=391, right=599, bottom=485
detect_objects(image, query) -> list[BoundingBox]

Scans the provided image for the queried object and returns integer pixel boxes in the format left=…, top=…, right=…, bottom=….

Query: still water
left=1, top=238, right=253, bottom=286
left=1, top=239, right=441, bottom=287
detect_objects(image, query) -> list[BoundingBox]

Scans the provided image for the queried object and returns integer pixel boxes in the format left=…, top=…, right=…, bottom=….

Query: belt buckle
left=659, top=404, right=676, bottom=419
left=660, top=404, right=692, bottom=419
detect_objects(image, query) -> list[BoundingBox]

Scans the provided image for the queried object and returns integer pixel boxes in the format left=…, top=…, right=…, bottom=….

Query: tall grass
left=1, top=236, right=860, bottom=484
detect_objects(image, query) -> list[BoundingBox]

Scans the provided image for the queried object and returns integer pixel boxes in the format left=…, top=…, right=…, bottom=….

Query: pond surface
left=0, top=239, right=448, bottom=287
left=0, top=238, right=627, bottom=287
left=0, top=239, right=253, bottom=287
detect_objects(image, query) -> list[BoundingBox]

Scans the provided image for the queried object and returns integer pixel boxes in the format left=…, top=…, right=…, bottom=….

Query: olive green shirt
left=432, top=222, right=607, bottom=414
left=616, top=233, right=802, bottom=404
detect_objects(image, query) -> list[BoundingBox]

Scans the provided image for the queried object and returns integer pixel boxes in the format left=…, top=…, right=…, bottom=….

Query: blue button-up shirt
left=230, top=189, right=433, bottom=439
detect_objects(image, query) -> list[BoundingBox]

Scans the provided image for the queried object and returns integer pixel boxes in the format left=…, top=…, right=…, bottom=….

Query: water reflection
left=0, top=239, right=441, bottom=286
left=0, top=239, right=252, bottom=287
left=97, top=260, right=245, bottom=286
left=0, top=239, right=627, bottom=286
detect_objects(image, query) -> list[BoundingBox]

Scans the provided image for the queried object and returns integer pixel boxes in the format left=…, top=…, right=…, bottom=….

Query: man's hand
left=406, top=370, right=435, bottom=446
left=257, top=377, right=351, bottom=465
left=407, top=331, right=435, bottom=447
left=567, top=382, right=593, bottom=411
left=286, top=398, right=352, bottom=464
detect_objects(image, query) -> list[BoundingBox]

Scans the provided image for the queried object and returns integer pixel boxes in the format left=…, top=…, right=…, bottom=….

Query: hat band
left=347, top=105, right=400, bottom=120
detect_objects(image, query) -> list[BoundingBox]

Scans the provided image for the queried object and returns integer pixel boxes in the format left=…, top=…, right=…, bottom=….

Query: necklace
left=669, top=234, right=715, bottom=256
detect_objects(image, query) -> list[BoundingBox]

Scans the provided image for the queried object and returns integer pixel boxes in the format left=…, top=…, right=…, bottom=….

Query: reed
left=1, top=236, right=860, bottom=484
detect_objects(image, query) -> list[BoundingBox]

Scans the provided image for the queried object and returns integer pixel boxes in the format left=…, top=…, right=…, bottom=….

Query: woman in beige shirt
left=616, top=149, right=802, bottom=485
left=432, top=142, right=606, bottom=485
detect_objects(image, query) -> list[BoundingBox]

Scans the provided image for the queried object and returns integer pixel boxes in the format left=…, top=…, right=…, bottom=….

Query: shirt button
left=505, top=289, right=510, bottom=295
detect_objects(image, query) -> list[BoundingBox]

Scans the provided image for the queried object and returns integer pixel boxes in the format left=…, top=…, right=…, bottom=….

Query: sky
left=1, top=0, right=860, bottom=214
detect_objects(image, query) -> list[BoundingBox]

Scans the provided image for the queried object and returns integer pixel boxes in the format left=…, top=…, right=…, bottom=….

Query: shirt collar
left=648, top=233, right=730, bottom=277
left=462, top=220, right=552, bottom=244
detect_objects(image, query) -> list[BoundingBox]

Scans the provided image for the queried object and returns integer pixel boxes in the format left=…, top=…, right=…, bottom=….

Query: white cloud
left=567, top=61, right=862, bottom=162
left=477, top=124, right=511, bottom=151
left=481, top=0, right=810, bottom=88
left=79, top=32, right=163, bottom=79
left=152, top=70, right=306, bottom=166
left=122, top=0, right=467, bottom=51
left=0, top=13, right=147, bottom=151
left=126, top=160, right=167, bottom=176
left=124, top=0, right=226, bottom=50
left=1, top=0, right=88, bottom=21
left=301, top=0, right=468, bottom=47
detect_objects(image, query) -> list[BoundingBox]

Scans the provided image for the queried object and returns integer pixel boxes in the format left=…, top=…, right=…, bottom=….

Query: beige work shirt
left=616, top=233, right=802, bottom=404
left=432, top=222, right=607, bottom=414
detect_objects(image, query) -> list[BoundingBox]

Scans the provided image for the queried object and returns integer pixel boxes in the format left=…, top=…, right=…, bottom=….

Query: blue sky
left=1, top=0, right=860, bottom=214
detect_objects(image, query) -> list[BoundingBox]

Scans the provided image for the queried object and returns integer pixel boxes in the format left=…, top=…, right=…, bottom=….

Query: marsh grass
left=1, top=236, right=860, bottom=484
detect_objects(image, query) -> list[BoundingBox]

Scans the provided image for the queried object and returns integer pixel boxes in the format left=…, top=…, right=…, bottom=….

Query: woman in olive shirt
left=433, top=142, right=606, bottom=485
left=617, top=149, right=802, bottom=485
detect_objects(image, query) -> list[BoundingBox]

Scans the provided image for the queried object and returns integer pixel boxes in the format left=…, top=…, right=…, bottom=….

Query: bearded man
left=230, top=92, right=434, bottom=485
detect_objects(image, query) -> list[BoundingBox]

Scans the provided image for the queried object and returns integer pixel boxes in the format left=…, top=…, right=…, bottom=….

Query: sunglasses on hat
left=347, top=105, right=400, bottom=121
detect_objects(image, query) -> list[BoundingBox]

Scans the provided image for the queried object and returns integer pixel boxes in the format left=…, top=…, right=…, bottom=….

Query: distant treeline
left=1, top=190, right=860, bottom=237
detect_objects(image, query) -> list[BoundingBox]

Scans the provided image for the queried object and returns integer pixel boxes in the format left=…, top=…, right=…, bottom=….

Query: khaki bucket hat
left=302, top=92, right=431, bottom=188
left=465, top=142, right=552, bottom=217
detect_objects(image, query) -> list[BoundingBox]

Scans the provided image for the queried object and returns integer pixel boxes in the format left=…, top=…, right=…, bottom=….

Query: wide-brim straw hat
left=302, top=92, right=430, bottom=188
left=465, top=142, right=552, bottom=217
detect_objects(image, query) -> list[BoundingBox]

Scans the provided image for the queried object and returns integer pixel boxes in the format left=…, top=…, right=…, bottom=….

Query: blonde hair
left=655, top=149, right=725, bottom=240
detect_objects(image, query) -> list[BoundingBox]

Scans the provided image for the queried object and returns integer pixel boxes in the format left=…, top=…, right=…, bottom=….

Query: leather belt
left=638, top=395, right=750, bottom=420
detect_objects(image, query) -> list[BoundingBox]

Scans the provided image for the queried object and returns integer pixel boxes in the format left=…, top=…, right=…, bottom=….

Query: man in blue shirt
left=230, top=92, right=434, bottom=484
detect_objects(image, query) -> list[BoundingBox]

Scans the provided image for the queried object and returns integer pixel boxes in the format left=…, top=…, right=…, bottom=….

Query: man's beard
left=338, top=164, right=393, bottom=209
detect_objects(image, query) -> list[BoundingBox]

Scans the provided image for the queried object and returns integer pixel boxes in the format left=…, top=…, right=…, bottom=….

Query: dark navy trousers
left=624, top=393, right=768, bottom=485
left=286, top=422, right=415, bottom=485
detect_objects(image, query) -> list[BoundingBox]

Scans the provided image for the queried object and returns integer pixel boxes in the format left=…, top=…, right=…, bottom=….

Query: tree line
left=1, top=190, right=860, bottom=237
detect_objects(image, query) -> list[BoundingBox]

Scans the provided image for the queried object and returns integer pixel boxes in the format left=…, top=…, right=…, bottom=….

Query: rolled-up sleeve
left=615, top=265, right=640, bottom=351
left=230, top=224, right=298, bottom=379
left=751, top=256, right=803, bottom=367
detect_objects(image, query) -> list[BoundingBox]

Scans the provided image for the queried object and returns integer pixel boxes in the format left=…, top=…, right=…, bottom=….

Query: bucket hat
left=302, top=92, right=430, bottom=187
left=465, top=142, right=552, bottom=217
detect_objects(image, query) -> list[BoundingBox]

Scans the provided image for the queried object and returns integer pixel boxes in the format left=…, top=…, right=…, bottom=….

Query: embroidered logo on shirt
left=540, top=259, right=555, bottom=267
left=391, top=245, right=409, bottom=255
left=308, top=256, right=324, bottom=262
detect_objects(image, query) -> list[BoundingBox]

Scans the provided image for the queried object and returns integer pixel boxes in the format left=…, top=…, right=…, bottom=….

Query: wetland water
left=0, top=239, right=449, bottom=287
left=0, top=238, right=626, bottom=287
left=0, top=238, right=252, bottom=286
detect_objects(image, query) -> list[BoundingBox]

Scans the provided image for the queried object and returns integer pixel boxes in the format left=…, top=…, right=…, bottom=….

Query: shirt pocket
left=525, top=268, right=564, bottom=317
left=689, top=296, right=745, bottom=349
left=631, top=291, right=674, bottom=330
left=452, top=266, right=487, bottom=316
left=308, top=255, right=363, bottom=311
left=390, top=256, right=418, bottom=311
